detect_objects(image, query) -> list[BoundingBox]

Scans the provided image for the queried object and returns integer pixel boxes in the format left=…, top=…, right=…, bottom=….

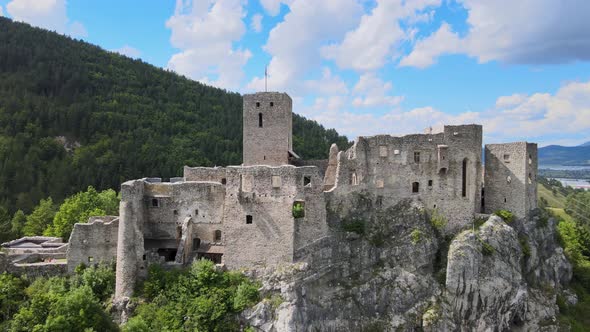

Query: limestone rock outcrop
left=242, top=199, right=571, bottom=331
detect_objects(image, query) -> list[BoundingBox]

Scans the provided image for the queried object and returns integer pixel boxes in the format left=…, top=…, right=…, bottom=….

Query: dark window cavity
left=214, top=230, right=222, bottom=241
left=258, top=113, right=263, bottom=128
left=412, top=182, right=420, bottom=193
left=303, top=176, right=311, bottom=187
left=462, top=158, right=468, bottom=197
left=221, top=178, right=227, bottom=185
left=270, top=102, right=274, bottom=107
left=256, top=102, right=260, bottom=107
left=414, top=152, right=420, bottom=163
left=246, top=215, right=253, bottom=224
left=151, top=198, right=159, bottom=207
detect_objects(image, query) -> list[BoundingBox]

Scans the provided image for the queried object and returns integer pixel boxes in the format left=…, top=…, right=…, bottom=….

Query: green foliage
left=45, top=186, right=119, bottom=240
left=130, top=259, right=260, bottom=331
left=0, top=17, right=349, bottom=221
left=410, top=229, right=423, bottom=245
left=558, top=285, right=590, bottom=331
left=0, top=207, right=12, bottom=243
left=10, top=210, right=26, bottom=239
left=478, top=237, right=495, bottom=256
left=519, top=235, right=531, bottom=258
left=22, top=197, right=56, bottom=236
left=233, top=282, right=260, bottom=311
left=72, top=262, right=116, bottom=302
left=494, top=209, right=514, bottom=224
left=292, top=202, right=305, bottom=219
left=0, top=273, right=26, bottom=323
left=428, top=209, right=447, bottom=231
left=43, top=285, right=118, bottom=332
left=341, top=218, right=366, bottom=235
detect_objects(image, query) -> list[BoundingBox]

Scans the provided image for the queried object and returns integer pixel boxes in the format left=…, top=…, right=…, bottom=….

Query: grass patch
left=494, top=209, right=514, bottom=223
left=410, top=229, right=424, bottom=245
left=478, top=237, right=495, bottom=256
left=341, top=218, right=366, bottom=235
left=518, top=235, right=531, bottom=258
left=537, top=183, right=567, bottom=209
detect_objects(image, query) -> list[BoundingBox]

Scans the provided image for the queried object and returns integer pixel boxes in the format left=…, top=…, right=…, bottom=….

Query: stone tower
left=484, top=142, right=538, bottom=220
left=243, top=92, right=294, bottom=166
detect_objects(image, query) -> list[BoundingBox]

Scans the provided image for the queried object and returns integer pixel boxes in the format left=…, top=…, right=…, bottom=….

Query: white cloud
left=6, top=0, right=87, bottom=37
left=352, top=72, right=404, bottom=107
left=321, top=0, right=441, bottom=71
left=259, top=0, right=291, bottom=16
left=251, top=13, right=263, bottom=33
left=398, top=22, right=460, bottom=68
left=303, top=68, right=348, bottom=96
left=0, top=5, right=4, bottom=16
left=400, top=0, right=590, bottom=68
left=113, top=45, right=141, bottom=59
left=303, top=80, right=590, bottom=146
left=166, top=0, right=251, bottom=89
left=246, top=0, right=362, bottom=93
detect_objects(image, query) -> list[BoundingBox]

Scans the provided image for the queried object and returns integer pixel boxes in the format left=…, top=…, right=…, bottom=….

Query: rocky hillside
left=241, top=194, right=572, bottom=331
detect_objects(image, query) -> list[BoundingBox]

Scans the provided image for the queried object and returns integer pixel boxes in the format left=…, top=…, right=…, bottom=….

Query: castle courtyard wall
left=67, top=216, right=119, bottom=272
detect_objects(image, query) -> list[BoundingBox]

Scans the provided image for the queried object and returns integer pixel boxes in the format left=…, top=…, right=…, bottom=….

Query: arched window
left=258, top=113, right=263, bottom=128
left=214, top=230, right=222, bottom=242
left=462, top=158, right=468, bottom=197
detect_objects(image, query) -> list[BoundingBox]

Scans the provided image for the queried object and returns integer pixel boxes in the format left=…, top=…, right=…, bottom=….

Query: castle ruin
left=2, top=91, right=538, bottom=302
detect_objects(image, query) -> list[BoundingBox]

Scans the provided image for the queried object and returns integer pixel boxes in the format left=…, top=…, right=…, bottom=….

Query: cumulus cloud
left=112, top=45, right=141, bottom=59
left=352, top=73, right=404, bottom=107
left=246, top=0, right=362, bottom=92
left=321, top=0, right=441, bottom=71
left=166, top=0, right=251, bottom=89
left=0, top=5, right=4, bottom=16
left=303, top=68, right=348, bottom=96
left=400, top=0, right=590, bottom=68
left=6, top=0, right=87, bottom=37
left=259, top=0, right=292, bottom=16
left=251, top=13, right=263, bottom=33
left=303, top=80, right=590, bottom=146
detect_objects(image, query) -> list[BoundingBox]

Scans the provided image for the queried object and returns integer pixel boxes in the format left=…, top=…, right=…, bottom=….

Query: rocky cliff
left=242, top=193, right=572, bottom=331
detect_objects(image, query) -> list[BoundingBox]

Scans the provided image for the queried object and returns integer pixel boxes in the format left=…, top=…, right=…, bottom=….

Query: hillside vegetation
left=0, top=17, right=349, bottom=216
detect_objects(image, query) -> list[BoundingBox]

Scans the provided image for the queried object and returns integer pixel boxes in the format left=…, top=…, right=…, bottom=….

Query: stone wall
left=220, top=165, right=327, bottom=268
left=243, top=92, right=293, bottom=166
left=328, top=125, right=483, bottom=231
left=67, top=216, right=119, bottom=273
left=484, top=142, right=538, bottom=219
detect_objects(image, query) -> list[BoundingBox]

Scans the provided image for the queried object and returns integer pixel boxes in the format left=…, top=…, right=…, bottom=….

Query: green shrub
left=233, top=282, right=260, bottom=311
left=292, top=202, right=305, bottom=218
left=410, top=229, right=423, bottom=245
left=478, top=237, right=495, bottom=256
left=341, top=219, right=365, bottom=235
left=494, top=209, right=514, bottom=223
left=429, top=209, right=447, bottom=230
left=519, top=236, right=531, bottom=258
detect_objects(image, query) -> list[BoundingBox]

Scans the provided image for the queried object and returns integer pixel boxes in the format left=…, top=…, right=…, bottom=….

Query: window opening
left=270, top=102, right=274, bottom=107
left=256, top=102, right=260, bottom=107
left=214, top=230, right=222, bottom=242
left=246, top=215, right=253, bottom=224
left=428, top=180, right=433, bottom=187
left=412, top=182, right=420, bottom=193
left=258, top=113, right=263, bottom=127
left=193, top=238, right=201, bottom=250
left=303, top=176, right=311, bottom=187
left=221, top=178, right=227, bottom=185
left=462, top=158, right=468, bottom=197
left=151, top=198, right=159, bottom=207
left=414, top=152, right=421, bottom=163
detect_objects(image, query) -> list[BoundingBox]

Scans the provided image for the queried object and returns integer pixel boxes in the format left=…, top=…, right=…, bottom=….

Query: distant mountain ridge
left=538, top=144, right=590, bottom=166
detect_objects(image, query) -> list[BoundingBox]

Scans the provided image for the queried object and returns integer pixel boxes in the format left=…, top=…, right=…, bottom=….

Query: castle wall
left=211, top=165, right=327, bottom=268
left=328, top=125, right=483, bottom=231
left=243, top=92, right=293, bottom=166
left=115, top=179, right=146, bottom=300
left=484, top=142, right=538, bottom=219
left=67, top=216, right=119, bottom=273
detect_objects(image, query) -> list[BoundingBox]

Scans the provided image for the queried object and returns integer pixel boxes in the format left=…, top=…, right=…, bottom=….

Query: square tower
left=484, top=142, right=538, bottom=220
left=243, top=92, right=293, bottom=166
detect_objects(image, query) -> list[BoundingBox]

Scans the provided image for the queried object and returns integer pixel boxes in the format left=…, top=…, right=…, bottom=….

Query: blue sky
left=1, top=0, right=589, bottom=147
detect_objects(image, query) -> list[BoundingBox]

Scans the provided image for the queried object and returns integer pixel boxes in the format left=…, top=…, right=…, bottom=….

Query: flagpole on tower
left=265, top=66, right=268, bottom=92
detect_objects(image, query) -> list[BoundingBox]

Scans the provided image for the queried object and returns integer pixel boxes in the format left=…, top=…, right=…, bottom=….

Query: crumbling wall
left=67, top=216, right=119, bottom=273
left=328, top=125, right=483, bottom=231
left=221, top=165, right=327, bottom=268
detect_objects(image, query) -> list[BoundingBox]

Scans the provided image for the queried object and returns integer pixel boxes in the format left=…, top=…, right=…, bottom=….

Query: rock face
left=242, top=195, right=572, bottom=332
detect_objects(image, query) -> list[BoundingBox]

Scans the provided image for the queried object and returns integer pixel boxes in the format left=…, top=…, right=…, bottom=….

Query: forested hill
left=0, top=17, right=349, bottom=214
